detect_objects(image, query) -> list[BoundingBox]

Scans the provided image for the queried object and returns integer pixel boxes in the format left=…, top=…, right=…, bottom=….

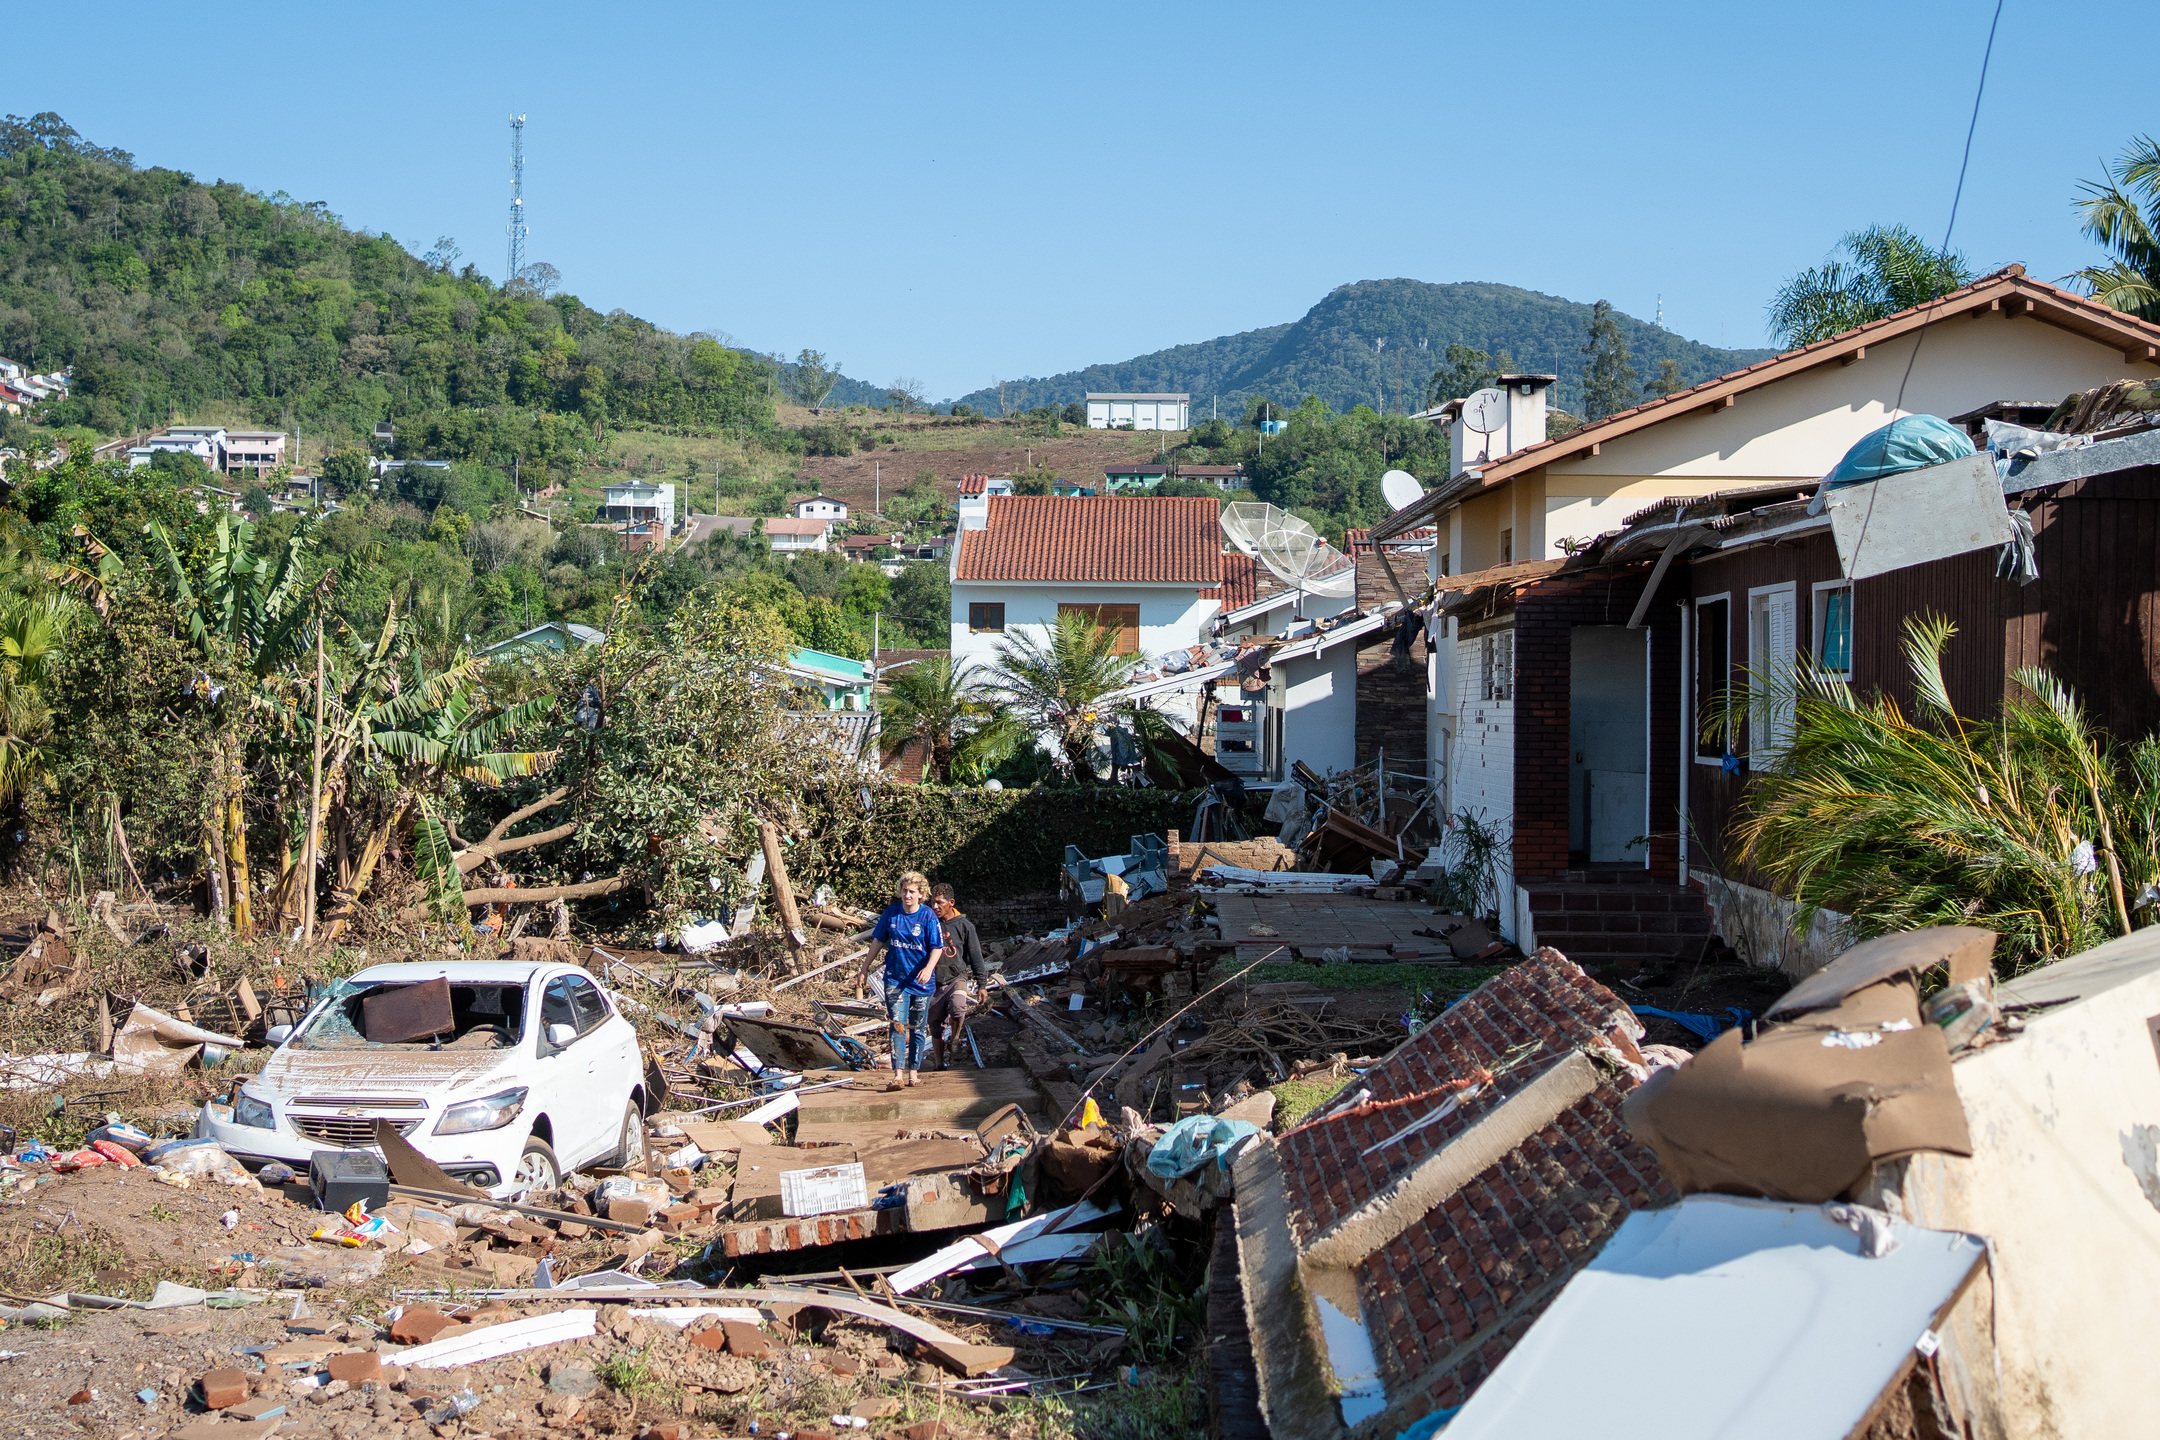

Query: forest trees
left=1579, top=301, right=1638, bottom=421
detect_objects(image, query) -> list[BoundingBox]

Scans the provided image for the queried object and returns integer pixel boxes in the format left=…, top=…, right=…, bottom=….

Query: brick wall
left=1355, top=628, right=1428, bottom=774
left=1509, top=566, right=1680, bottom=884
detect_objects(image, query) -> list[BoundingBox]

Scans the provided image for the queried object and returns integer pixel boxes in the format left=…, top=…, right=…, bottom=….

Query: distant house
left=1051, top=479, right=1097, bottom=497
left=1103, top=460, right=1169, bottom=493
left=955, top=474, right=1012, bottom=499
left=763, top=517, right=832, bottom=554
left=602, top=480, right=676, bottom=533
left=1085, top=392, right=1190, bottom=431
left=130, top=427, right=224, bottom=469
left=480, top=621, right=607, bottom=661
left=951, top=496, right=1222, bottom=710
left=794, top=495, right=848, bottom=521
left=840, top=533, right=902, bottom=560
left=682, top=515, right=756, bottom=545
left=372, top=420, right=396, bottom=448
left=222, top=431, right=288, bottom=481
left=0, top=358, right=22, bottom=381
left=1179, top=464, right=1247, bottom=491
left=786, top=648, right=874, bottom=711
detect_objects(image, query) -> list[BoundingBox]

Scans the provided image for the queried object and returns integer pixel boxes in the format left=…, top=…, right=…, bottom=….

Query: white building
left=949, top=495, right=1222, bottom=681
left=602, top=480, right=676, bottom=533
left=794, top=495, right=848, bottom=521
left=0, top=358, right=22, bottom=381
left=763, top=517, right=832, bottom=553
left=129, top=426, right=226, bottom=469
left=1085, top=392, right=1190, bottom=431
left=221, top=430, right=288, bottom=481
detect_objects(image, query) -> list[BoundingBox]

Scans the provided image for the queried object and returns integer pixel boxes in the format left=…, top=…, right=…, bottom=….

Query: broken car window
left=292, top=979, right=530, bottom=1051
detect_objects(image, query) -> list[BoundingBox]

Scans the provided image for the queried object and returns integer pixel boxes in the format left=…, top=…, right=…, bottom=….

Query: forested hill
left=948, top=279, right=1775, bottom=419
left=0, top=113, right=775, bottom=472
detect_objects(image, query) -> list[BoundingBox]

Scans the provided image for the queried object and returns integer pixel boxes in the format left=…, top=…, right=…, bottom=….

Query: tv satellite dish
left=1380, top=470, right=1424, bottom=512
left=1220, top=502, right=1357, bottom=600
left=1462, top=388, right=1508, bottom=434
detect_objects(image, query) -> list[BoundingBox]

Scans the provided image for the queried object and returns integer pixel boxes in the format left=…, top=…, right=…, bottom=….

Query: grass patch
left=1268, top=1074, right=1355, bottom=1127
left=1247, top=961, right=1506, bottom=997
left=1003, top=1364, right=1206, bottom=1440
left=597, top=1346, right=674, bottom=1404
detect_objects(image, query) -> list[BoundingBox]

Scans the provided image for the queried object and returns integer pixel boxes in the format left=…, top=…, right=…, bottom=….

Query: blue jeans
left=886, top=990, right=930, bottom=1072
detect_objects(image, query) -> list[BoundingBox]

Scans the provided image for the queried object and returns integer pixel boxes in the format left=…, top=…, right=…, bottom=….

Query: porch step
left=1523, top=881, right=1713, bottom=964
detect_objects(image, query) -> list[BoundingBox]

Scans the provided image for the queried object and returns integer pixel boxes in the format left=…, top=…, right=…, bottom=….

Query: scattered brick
left=390, top=1307, right=464, bottom=1345
left=198, top=1369, right=248, bottom=1409
left=720, top=1320, right=774, bottom=1358
left=326, top=1350, right=383, bottom=1385
left=607, top=1199, right=653, bottom=1226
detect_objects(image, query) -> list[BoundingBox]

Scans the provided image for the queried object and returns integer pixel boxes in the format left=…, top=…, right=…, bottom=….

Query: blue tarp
left=1814, top=415, right=1975, bottom=506
left=1146, top=1114, right=1262, bottom=1180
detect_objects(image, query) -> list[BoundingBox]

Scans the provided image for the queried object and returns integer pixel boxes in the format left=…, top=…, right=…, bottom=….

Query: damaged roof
left=1233, top=949, right=1673, bottom=1438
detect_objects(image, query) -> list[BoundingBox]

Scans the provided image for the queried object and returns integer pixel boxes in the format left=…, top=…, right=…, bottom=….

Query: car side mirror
left=547, top=1022, right=577, bottom=1047
left=265, top=1024, right=293, bottom=1046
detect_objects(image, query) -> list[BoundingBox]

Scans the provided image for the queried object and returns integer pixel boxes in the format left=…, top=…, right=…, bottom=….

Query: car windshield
left=292, top=978, right=529, bottom=1051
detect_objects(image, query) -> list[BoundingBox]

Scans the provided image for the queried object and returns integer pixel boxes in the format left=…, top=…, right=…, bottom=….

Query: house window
left=1814, top=582, right=1853, bottom=678
left=1748, top=585, right=1798, bottom=754
left=1694, top=596, right=1731, bottom=760
left=967, top=602, right=1005, bottom=633
left=1058, top=602, right=1141, bottom=655
left=1498, top=529, right=1513, bottom=565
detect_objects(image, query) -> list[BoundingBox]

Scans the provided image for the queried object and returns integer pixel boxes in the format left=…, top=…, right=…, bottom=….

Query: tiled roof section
left=1356, top=1081, right=1663, bottom=1415
left=1373, top=264, right=2160, bottom=542
left=1276, top=951, right=1646, bottom=1241
left=953, top=496, right=1222, bottom=584
left=957, top=474, right=988, bottom=496
left=1201, top=551, right=1258, bottom=610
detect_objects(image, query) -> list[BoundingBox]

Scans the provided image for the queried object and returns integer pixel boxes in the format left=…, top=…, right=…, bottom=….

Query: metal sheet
left=1441, top=1195, right=1985, bottom=1440
left=1827, top=453, right=2011, bottom=581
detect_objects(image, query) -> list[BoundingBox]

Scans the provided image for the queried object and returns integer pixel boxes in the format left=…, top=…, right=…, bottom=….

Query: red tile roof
left=1244, top=949, right=1672, bottom=1430
left=1201, top=551, right=1257, bottom=609
left=957, top=474, right=988, bottom=496
left=954, top=496, right=1222, bottom=585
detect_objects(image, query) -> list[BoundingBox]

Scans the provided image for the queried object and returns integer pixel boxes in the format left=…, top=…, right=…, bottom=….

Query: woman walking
left=864, top=871, right=942, bottom=1089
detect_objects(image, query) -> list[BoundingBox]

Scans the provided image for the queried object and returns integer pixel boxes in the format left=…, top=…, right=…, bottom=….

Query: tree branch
left=482, top=788, right=570, bottom=845
left=458, top=873, right=630, bottom=907
left=453, top=821, right=580, bottom=875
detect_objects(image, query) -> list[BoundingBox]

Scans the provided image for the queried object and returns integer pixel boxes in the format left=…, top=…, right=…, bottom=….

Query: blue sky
left=15, top=1, right=2143, bottom=400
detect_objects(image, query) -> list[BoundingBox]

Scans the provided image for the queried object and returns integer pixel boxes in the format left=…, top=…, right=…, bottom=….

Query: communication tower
left=507, top=115, right=528, bottom=284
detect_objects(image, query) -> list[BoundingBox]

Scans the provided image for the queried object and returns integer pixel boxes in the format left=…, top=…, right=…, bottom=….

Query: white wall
left=1452, top=625, right=1515, bottom=935
left=1271, top=642, right=1359, bottom=780
left=1086, top=398, right=1190, bottom=431
left=1219, top=589, right=1359, bottom=641
left=948, top=583, right=1217, bottom=671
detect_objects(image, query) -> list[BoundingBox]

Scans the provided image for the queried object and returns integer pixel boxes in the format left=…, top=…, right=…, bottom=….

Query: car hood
left=252, top=1045, right=520, bottom=1103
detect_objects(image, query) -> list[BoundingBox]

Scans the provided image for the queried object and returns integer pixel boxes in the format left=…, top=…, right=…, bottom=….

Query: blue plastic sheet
left=1629, top=1004, right=1753, bottom=1043
left=1146, top=1114, right=1262, bottom=1180
left=1818, top=415, right=1975, bottom=500
left=1396, top=1408, right=1460, bottom=1440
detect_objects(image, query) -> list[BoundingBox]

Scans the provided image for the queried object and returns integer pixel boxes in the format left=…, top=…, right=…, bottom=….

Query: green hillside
left=0, top=113, right=774, bottom=474
left=947, top=279, right=1775, bottom=419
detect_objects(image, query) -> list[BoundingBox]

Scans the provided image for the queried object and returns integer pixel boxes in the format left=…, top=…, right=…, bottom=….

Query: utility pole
left=874, top=460, right=880, bottom=514
left=507, top=114, right=528, bottom=284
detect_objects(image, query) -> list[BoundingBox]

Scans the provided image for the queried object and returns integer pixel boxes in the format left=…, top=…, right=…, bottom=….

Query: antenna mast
left=507, top=114, right=528, bottom=284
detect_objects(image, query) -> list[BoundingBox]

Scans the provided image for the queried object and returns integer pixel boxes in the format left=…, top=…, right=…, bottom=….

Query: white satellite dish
left=1380, top=469, right=1424, bottom=512
left=1462, top=387, right=1508, bottom=434
left=1220, top=501, right=1358, bottom=601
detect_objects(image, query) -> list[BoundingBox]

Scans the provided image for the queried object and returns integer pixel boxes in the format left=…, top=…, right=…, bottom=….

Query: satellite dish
left=1380, top=470, right=1424, bottom=512
left=1220, top=502, right=1358, bottom=600
left=1462, top=388, right=1508, bottom=434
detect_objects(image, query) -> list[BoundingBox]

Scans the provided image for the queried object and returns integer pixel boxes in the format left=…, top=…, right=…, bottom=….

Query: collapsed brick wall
left=1355, top=628, right=1429, bottom=775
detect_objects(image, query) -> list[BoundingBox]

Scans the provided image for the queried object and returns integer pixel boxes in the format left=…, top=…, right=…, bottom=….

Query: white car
left=198, top=960, right=650, bottom=1196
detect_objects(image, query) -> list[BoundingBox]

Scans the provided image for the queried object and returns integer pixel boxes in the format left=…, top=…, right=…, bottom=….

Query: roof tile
left=954, top=495, right=1222, bottom=584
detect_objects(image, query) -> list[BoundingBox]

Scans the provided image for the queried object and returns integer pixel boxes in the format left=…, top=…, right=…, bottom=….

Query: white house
left=794, top=495, right=848, bottom=521
left=602, top=480, right=676, bottom=533
left=130, top=427, right=226, bottom=469
left=764, top=517, right=832, bottom=554
left=0, top=358, right=22, bottom=381
left=1085, top=392, right=1190, bottom=431
left=949, top=495, right=1222, bottom=681
left=221, top=430, right=288, bottom=481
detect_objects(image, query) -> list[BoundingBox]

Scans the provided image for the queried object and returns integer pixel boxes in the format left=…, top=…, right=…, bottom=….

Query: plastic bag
left=1146, top=1115, right=1262, bottom=1180
left=1810, top=415, right=1976, bottom=513
left=147, top=1139, right=249, bottom=1180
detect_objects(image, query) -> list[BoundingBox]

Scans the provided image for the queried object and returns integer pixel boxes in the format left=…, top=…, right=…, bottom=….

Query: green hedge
left=795, top=786, right=1210, bottom=906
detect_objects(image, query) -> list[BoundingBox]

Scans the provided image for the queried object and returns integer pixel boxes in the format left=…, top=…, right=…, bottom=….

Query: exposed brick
left=199, top=1369, right=248, bottom=1410
left=326, top=1351, right=382, bottom=1385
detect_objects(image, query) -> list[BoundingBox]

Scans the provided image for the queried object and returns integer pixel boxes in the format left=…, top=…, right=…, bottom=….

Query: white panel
left=1825, top=452, right=2011, bottom=581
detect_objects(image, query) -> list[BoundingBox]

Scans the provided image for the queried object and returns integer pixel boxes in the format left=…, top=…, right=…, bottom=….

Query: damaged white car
left=198, top=961, right=650, bottom=1196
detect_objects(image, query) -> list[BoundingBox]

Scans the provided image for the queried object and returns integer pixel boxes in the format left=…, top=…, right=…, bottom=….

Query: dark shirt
left=874, top=902, right=944, bottom=997
left=934, top=913, right=988, bottom=988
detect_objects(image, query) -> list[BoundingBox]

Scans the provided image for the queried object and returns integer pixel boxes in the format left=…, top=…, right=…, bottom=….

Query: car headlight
left=434, top=1088, right=528, bottom=1136
left=232, top=1089, right=275, bottom=1130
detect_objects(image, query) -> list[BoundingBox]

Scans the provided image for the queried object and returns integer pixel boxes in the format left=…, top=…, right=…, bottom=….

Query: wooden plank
left=793, top=1067, right=1042, bottom=1126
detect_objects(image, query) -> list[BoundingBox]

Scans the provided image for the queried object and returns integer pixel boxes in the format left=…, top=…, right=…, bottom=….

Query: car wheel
left=613, top=1101, right=649, bottom=1171
left=511, top=1138, right=559, bottom=1195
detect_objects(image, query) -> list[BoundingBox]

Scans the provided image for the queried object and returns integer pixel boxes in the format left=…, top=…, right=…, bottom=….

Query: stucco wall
left=948, top=584, right=1216, bottom=670
left=1451, top=623, right=1515, bottom=936
left=1273, top=642, right=1359, bottom=780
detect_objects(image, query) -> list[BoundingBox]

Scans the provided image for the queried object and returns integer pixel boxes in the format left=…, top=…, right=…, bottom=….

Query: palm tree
left=989, top=611, right=1141, bottom=779
left=876, top=654, right=1016, bottom=783
left=2068, top=136, right=2160, bottom=320
left=1766, top=225, right=1974, bottom=348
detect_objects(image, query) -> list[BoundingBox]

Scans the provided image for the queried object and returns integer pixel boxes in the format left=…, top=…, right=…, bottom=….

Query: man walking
left=927, top=883, right=989, bottom=1070
left=862, top=871, right=941, bottom=1089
